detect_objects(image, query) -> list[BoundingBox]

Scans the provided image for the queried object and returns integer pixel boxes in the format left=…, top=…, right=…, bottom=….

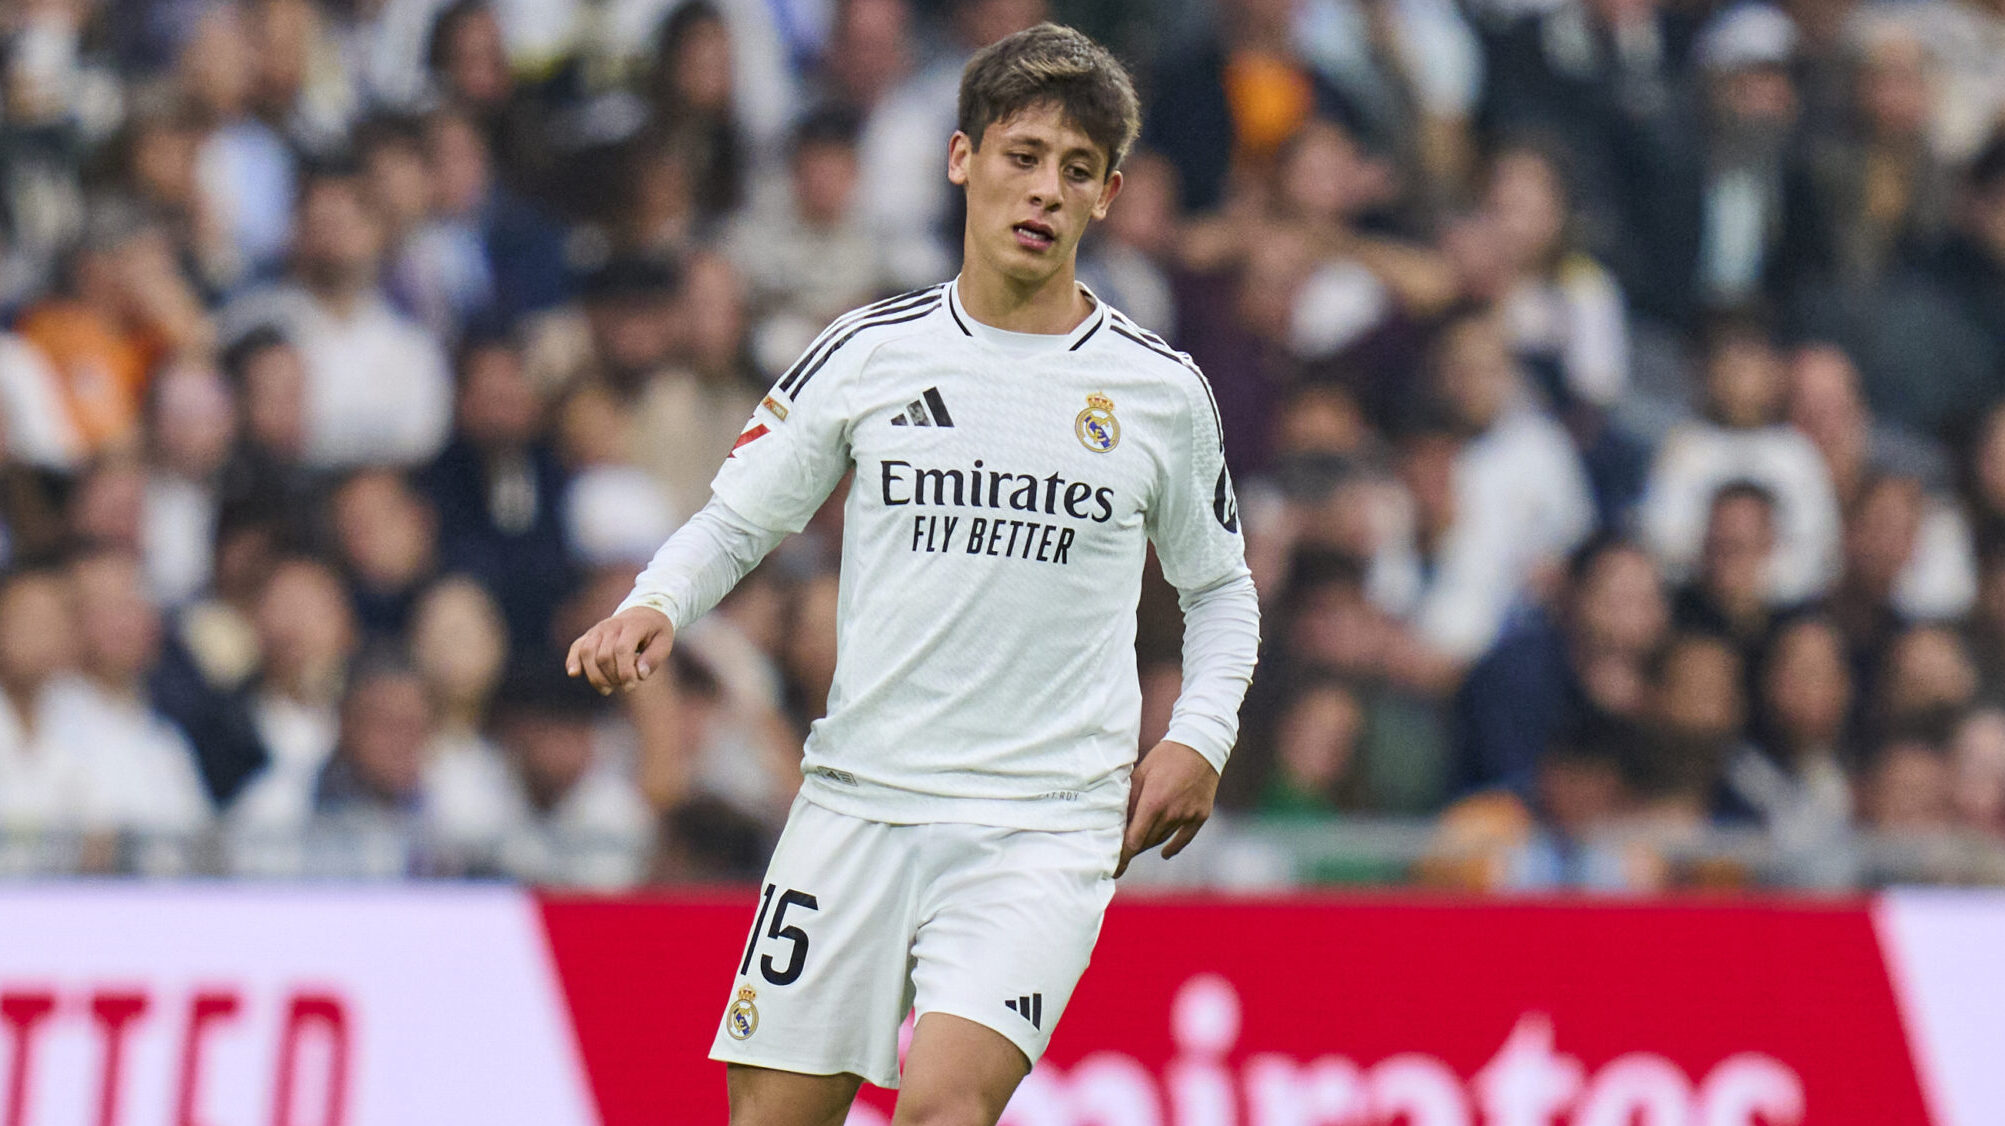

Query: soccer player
left=567, top=23, right=1259, bottom=1126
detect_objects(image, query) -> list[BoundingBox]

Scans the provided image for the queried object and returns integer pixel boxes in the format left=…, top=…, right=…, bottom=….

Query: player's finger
left=565, top=634, right=587, bottom=678
left=611, top=624, right=643, bottom=688
left=577, top=625, right=605, bottom=689
left=1114, top=843, right=1135, bottom=879
left=1122, top=798, right=1160, bottom=860
left=636, top=627, right=673, bottom=680
left=1160, top=820, right=1204, bottom=861
left=589, top=633, right=621, bottom=694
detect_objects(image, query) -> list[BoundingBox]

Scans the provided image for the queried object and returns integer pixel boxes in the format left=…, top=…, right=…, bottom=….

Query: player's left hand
left=1116, top=741, right=1219, bottom=878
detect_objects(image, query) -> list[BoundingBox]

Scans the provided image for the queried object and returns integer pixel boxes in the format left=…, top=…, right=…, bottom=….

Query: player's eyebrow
left=999, top=129, right=1105, bottom=174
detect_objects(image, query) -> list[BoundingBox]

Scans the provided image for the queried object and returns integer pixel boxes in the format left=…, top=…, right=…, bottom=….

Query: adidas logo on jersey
left=1005, top=993, right=1043, bottom=1030
left=890, top=388, right=955, bottom=428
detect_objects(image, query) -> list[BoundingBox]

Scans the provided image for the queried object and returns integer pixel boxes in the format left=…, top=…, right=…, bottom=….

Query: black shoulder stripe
left=778, top=288, right=944, bottom=394
left=787, top=299, right=943, bottom=398
left=1068, top=319, right=1101, bottom=350
left=1108, top=322, right=1224, bottom=450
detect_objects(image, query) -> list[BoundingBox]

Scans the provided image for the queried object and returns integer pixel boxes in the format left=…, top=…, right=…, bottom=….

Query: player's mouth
left=1012, top=220, right=1057, bottom=251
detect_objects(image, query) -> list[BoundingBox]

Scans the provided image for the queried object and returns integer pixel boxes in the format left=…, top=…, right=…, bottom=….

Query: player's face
left=948, top=102, right=1123, bottom=286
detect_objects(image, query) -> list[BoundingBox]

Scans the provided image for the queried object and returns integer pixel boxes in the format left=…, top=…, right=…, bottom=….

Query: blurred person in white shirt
left=142, top=360, right=238, bottom=609
left=1473, top=143, right=1630, bottom=415
left=221, top=163, right=452, bottom=468
left=728, top=107, right=898, bottom=377
left=233, top=653, right=437, bottom=877
left=1640, top=316, right=1842, bottom=602
left=233, top=558, right=358, bottom=821
left=0, top=568, right=92, bottom=867
left=1372, top=305, right=1595, bottom=676
left=44, top=550, right=213, bottom=871
left=1786, top=342, right=1973, bottom=619
left=428, top=663, right=652, bottom=887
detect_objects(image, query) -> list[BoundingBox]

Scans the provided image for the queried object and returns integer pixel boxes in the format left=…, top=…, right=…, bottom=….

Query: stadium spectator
left=419, top=334, right=576, bottom=653
left=232, top=653, right=438, bottom=877
left=329, top=469, right=439, bottom=639
left=235, top=557, right=357, bottom=806
left=1690, top=4, right=1800, bottom=312
left=1478, top=142, right=1630, bottom=414
left=1254, top=672, right=1368, bottom=815
left=1384, top=306, right=1593, bottom=667
left=1639, top=316, right=1841, bottom=602
left=142, top=360, right=237, bottom=608
left=1951, top=707, right=2005, bottom=837
left=221, top=164, right=453, bottom=468
left=1860, top=729, right=1956, bottom=832
left=727, top=107, right=898, bottom=374
left=0, top=569, right=90, bottom=852
left=1454, top=536, right=1669, bottom=797
left=45, top=550, right=212, bottom=866
left=1724, top=614, right=1857, bottom=881
left=179, top=3, right=298, bottom=280
left=1671, top=481, right=1789, bottom=665
left=18, top=209, right=210, bottom=457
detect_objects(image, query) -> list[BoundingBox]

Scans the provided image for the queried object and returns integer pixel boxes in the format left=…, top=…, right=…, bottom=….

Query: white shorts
left=710, top=795, right=1120, bottom=1089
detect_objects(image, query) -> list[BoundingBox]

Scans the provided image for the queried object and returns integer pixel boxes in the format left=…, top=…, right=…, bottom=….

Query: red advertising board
left=539, top=894, right=1935, bottom=1124
left=2, top=888, right=1999, bottom=1124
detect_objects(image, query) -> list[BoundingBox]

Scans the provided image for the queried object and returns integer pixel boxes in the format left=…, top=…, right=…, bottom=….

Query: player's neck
left=953, top=259, right=1091, bottom=336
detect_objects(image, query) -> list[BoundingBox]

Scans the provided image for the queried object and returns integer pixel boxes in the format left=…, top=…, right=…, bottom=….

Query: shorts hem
left=912, top=1001, right=1045, bottom=1070
left=710, top=1045, right=902, bottom=1091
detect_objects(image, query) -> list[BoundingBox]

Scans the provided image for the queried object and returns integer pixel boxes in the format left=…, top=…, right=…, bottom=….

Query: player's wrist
left=615, top=601, right=678, bottom=638
left=1153, top=734, right=1225, bottom=777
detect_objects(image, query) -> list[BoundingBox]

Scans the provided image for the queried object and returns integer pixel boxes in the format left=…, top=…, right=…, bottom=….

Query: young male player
left=567, top=23, right=1259, bottom=1126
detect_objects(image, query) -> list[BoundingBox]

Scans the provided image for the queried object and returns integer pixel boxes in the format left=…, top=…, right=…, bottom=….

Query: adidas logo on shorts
left=1004, top=993, right=1043, bottom=1030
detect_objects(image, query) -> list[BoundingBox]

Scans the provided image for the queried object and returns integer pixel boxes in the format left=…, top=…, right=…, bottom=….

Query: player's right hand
left=566, top=606, right=675, bottom=695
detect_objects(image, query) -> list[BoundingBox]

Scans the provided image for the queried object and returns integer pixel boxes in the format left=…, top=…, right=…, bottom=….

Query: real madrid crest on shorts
left=1075, top=392, right=1119, bottom=453
left=727, top=986, right=759, bottom=1040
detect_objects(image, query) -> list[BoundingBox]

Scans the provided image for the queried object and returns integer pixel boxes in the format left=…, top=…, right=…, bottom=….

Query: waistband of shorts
left=796, top=773, right=1127, bottom=833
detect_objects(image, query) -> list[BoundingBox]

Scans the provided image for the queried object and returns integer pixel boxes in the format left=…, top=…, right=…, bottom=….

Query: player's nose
left=1027, top=162, right=1063, bottom=209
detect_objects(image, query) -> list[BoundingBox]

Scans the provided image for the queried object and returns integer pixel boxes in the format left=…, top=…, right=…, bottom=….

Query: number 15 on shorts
left=741, top=884, right=818, bottom=986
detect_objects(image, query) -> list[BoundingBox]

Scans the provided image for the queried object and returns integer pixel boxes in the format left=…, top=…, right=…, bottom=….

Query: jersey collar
left=946, top=276, right=1108, bottom=355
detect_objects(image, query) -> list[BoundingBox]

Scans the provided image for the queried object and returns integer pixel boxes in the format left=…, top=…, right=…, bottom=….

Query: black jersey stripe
left=788, top=300, right=943, bottom=398
left=947, top=299, right=972, bottom=336
left=1108, top=321, right=1225, bottom=450
left=778, top=286, right=944, bottom=393
left=1068, top=318, right=1101, bottom=350
left=778, top=287, right=944, bottom=394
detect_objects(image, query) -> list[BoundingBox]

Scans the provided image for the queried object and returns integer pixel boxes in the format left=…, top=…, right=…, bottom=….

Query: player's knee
left=891, top=1088, right=1007, bottom=1126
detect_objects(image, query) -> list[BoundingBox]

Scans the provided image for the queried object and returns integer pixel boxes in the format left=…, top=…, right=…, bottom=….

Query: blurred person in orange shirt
left=17, top=206, right=213, bottom=456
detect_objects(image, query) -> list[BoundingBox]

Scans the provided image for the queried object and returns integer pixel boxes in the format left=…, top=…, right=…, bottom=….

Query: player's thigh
left=907, top=823, right=1119, bottom=1071
left=890, top=1012, right=1031, bottom=1126
left=727, top=1063, right=864, bottom=1126
left=712, top=799, right=920, bottom=1090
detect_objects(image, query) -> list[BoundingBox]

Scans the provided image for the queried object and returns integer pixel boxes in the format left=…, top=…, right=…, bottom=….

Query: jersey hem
left=797, top=775, right=1127, bottom=833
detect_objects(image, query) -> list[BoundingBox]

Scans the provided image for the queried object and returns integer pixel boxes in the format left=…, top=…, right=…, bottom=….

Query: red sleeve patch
left=728, top=424, right=770, bottom=457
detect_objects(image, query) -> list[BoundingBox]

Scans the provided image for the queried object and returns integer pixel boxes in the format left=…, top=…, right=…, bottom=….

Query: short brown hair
left=957, top=23, right=1141, bottom=174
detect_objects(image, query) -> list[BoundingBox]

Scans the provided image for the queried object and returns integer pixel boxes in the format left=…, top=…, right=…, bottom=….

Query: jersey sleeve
left=1146, top=368, right=1250, bottom=591
left=706, top=346, right=863, bottom=535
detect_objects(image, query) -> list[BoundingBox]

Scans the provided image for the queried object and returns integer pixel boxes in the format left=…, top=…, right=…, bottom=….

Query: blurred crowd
left=1, top=0, right=2004, bottom=889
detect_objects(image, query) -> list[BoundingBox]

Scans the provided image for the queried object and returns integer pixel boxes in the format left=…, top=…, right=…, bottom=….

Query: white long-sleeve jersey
left=621, top=279, right=1259, bottom=832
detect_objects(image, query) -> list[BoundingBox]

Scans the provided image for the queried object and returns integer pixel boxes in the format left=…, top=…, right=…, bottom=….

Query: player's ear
left=947, top=131, right=973, bottom=187
left=1090, top=168, right=1124, bottom=221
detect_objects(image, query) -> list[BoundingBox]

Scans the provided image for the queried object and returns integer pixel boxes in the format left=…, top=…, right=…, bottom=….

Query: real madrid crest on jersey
left=1075, top=392, right=1119, bottom=453
left=727, top=986, right=759, bottom=1039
